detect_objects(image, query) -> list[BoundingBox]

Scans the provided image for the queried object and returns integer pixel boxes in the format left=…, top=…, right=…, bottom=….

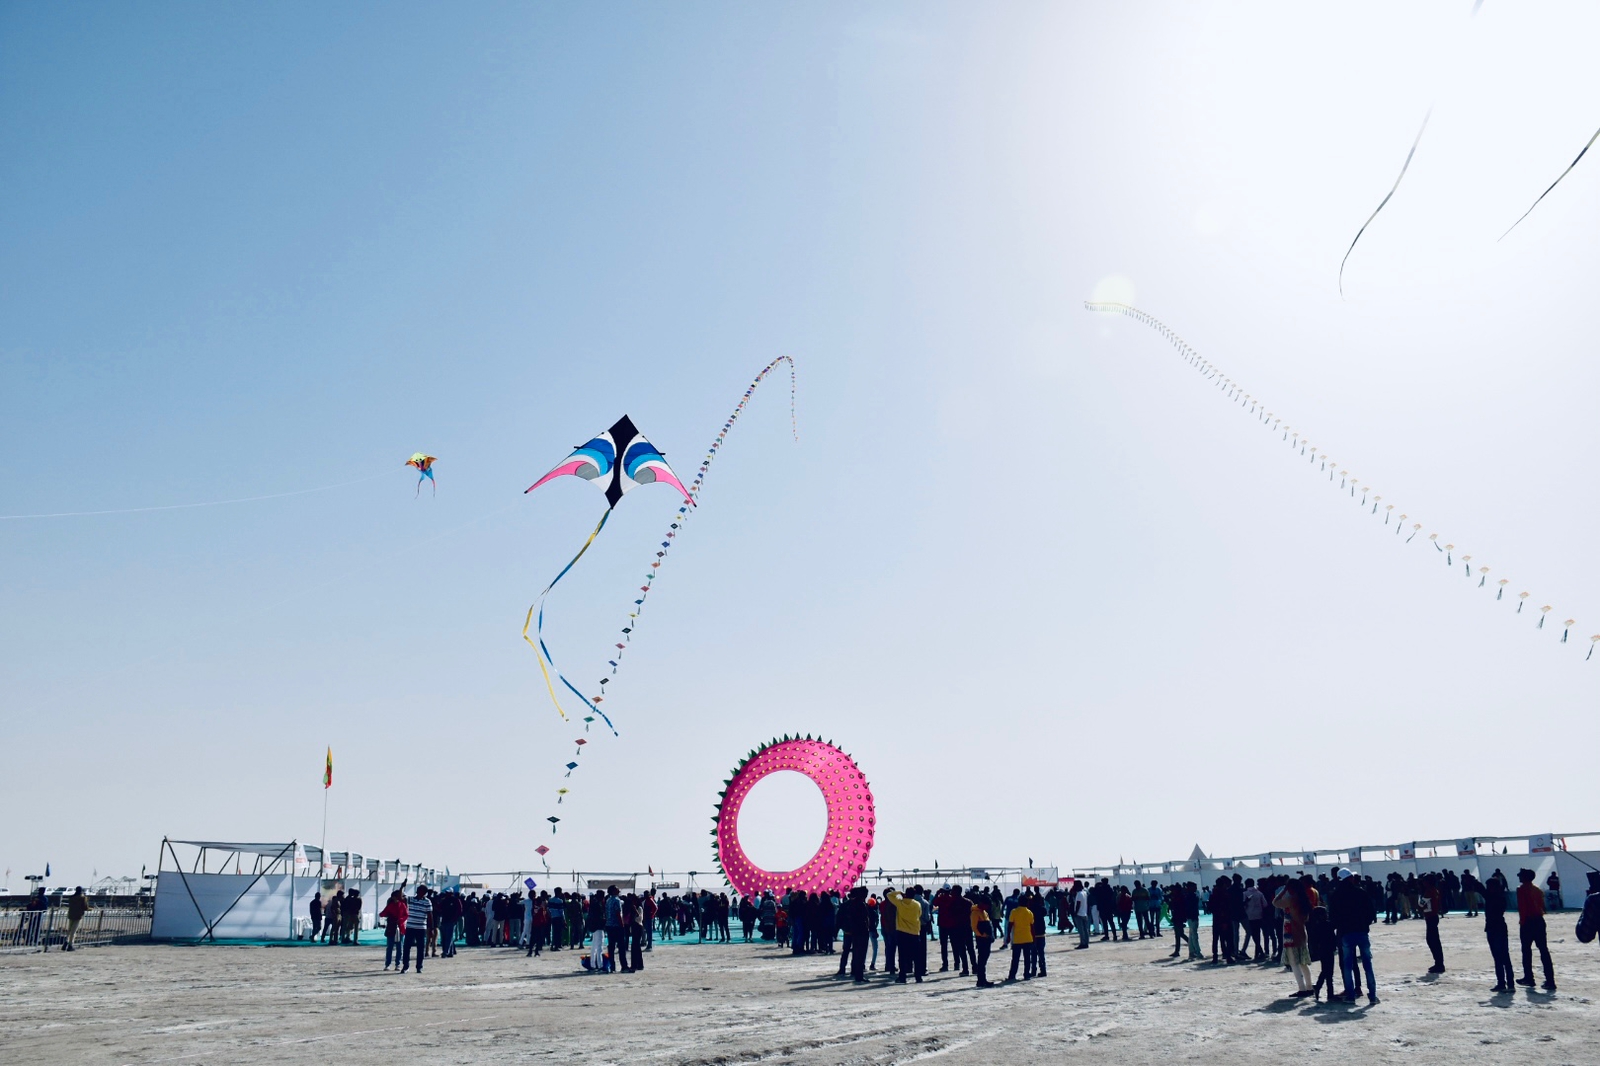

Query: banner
left=1530, top=834, right=1555, bottom=854
left=1399, top=843, right=1416, bottom=861
left=1455, top=839, right=1477, bottom=857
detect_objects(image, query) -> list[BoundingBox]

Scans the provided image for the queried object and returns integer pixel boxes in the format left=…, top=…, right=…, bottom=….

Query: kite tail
left=525, top=509, right=617, bottom=728
left=591, top=356, right=798, bottom=707
left=1084, top=300, right=1585, bottom=663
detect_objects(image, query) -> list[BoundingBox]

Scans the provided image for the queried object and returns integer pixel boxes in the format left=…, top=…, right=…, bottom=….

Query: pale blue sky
left=4, top=2, right=1599, bottom=888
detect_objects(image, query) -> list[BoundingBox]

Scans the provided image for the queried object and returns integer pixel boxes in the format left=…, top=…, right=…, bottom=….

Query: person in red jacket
left=1515, top=868, right=1556, bottom=990
left=378, top=890, right=408, bottom=971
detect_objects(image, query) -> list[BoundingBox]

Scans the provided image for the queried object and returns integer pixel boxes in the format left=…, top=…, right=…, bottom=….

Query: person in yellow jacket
left=1006, top=899, right=1036, bottom=982
left=885, top=887, right=927, bottom=983
left=972, top=895, right=996, bottom=987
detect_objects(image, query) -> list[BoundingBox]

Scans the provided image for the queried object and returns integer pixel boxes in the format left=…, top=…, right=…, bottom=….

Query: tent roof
left=168, top=841, right=297, bottom=857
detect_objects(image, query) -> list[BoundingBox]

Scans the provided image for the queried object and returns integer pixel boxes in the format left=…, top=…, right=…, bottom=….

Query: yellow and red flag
left=323, top=747, right=333, bottom=789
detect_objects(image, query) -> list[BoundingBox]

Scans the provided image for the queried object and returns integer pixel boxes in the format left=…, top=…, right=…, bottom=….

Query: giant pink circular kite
left=713, top=736, right=875, bottom=897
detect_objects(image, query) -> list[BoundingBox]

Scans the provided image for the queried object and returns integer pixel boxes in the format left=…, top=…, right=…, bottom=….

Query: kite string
left=0, top=469, right=400, bottom=520
left=1084, top=301, right=1594, bottom=658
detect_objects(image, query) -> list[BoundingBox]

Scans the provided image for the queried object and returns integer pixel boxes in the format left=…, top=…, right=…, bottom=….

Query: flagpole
left=320, top=786, right=328, bottom=876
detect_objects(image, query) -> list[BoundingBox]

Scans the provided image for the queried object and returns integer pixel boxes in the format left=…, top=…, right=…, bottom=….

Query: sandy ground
left=2, top=914, right=1597, bottom=1065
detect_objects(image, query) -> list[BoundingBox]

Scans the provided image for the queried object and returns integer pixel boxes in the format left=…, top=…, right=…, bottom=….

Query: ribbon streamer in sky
left=1500, top=125, right=1600, bottom=241
left=1084, top=301, right=1594, bottom=658
left=1339, top=109, right=1431, bottom=298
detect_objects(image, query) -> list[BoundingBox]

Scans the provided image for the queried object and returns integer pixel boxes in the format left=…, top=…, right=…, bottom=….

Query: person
left=1274, top=878, right=1314, bottom=996
left=1167, top=881, right=1188, bottom=958
left=1210, top=877, right=1235, bottom=964
left=342, top=888, right=362, bottom=946
left=1006, top=893, right=1035, bottom=982
left=1114, top=886, right=1133, bottom=942
left=1306, top=905, right=1338, bottom=1002
left=436, top=888, right=460, bottom=958
left=1515, top=868, right=1556, bottom=991
left=1030, top=889, right=1049, bottom=976
left=379, top=890, right=408, bottom=970
left=1483, top=870, right=1516, bottom=993
left=1183, top=883, right=1203, bottom=960
left=878, top=892, right=899, bottom=975
left=837, top=886, right=870, bottom=983
left=308, top=892, right=323, bottom=942
left=402, top=885, right=431, bottom=974
left=1241, top=879, right=1267, bottom=962
left=323, top=888, right=343, bottom=945
left=624, top=892, right=644, bottom=972
left=63, top=887, right=91, bottom=951
left=548, top=889, right=566, bottom=953
left=604, top=887, right=626, bottom=973
left=1418, top=874, right=1444, bottom=973
left=972, top=890, right=995, bottom=987
left=1329, top=869, right=1377, bottom=1005
left=1073, top=884, right=1092, bottom=950
left=947, top=890, right=974, bottom=977
left=587, top=891, right=607, bottom=971
left=1576, top=871, right=1600, bottom=946
left=885, top=886, right=926, bottom=983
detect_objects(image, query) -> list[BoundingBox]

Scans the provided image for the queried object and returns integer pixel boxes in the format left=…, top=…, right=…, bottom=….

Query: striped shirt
left=405, top=894, right=432, bottom=931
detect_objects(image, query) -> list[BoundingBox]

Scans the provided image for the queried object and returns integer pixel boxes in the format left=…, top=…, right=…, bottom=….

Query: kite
left=522, top=415, right=692, bottom=727
left=529, top=361, right=797, bottom=839
left=535, top=845, right=550, bottom=857
left=1339, top=109, right=1430, bottom=297
left=1501, top=125, right=1600, bottom=241
left=405, top=453, right=438, bottom=496
left=1086, top=300, right=1595, bottom=658
left=547, top=816, right=560, bottom=834
left=556, top=788, right=569, bottom=803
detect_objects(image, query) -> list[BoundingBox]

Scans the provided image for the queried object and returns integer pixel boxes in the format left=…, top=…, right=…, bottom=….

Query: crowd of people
left=305, top=865, right=1599, bottom=999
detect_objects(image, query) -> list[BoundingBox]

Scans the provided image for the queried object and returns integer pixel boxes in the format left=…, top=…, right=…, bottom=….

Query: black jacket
left=1329, top=878, right=1375, bottom=935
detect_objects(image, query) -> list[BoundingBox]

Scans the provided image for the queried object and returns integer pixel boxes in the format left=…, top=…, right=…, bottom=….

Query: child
left=1307, top=906, right=1338, bottom=1002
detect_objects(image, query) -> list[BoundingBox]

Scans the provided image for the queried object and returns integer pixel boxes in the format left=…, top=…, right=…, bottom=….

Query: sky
left=3, top=1, right=1598, bottom=890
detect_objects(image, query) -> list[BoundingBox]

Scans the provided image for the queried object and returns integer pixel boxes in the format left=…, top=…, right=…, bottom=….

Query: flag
left=324, top=747, right=333, bottom=789
left=45, top=863, right=50, bottom=877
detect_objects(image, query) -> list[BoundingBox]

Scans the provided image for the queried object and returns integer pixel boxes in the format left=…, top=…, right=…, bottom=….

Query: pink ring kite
left=713, top=736, right=875, bottom=897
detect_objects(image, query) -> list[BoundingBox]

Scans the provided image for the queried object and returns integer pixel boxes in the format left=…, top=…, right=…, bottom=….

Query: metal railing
left=0, top=905, right=153, bottom=954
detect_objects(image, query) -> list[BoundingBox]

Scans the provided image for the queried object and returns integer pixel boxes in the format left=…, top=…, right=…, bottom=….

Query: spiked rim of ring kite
left=710, top=736, right=875, bottom=897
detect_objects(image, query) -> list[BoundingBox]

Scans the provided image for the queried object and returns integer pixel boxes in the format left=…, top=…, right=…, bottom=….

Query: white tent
left=150, top=838, right=441, bottom=941
left=150, top=840, right=312, bottom=941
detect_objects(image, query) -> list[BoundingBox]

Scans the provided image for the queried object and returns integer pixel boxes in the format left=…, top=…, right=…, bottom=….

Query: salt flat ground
left=2, top=914, right=1597, bottom=1065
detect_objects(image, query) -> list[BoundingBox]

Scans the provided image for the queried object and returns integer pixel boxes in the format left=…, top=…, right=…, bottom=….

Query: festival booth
left=150, top=839, right=444, bottom=942
left=1077, top=833, right=1599, bottom=908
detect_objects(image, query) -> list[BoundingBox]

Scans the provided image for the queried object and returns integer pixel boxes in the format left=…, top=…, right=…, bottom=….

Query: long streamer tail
left=525, top=509, right=617, bottom=729
left=1085, top=301, right=1590, bottom=661
left=1339, top=109, right=1431, bottom=298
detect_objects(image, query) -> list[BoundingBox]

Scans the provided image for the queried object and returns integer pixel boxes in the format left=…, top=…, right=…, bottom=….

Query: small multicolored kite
left=405, top=453, right=438, bottom=496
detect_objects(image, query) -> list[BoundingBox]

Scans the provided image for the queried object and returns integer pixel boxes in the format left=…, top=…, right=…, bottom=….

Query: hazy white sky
left=3, top=1, right=1598, bottom=888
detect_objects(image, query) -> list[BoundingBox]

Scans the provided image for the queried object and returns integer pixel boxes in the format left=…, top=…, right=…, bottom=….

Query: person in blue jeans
left=1329, top=870, right=1378, bottom=1005
left=402, top=886, right=432, bottom=974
